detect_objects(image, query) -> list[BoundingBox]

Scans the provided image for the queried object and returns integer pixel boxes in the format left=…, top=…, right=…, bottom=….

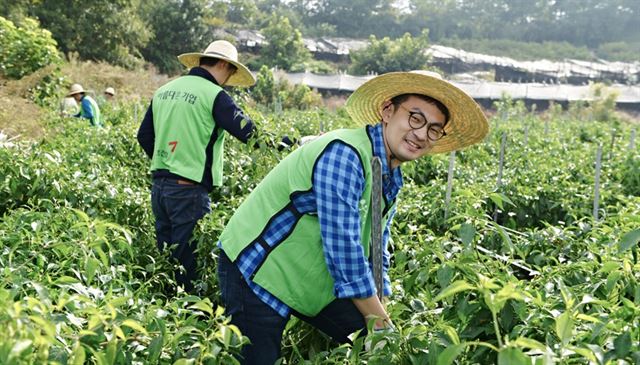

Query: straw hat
left=104, top=87, right=115, bottom=96
left=178, top=40, right=256, bottom=87
left=66, top=83, right=86, bottom=97
left=346, top=71, right=489, bottom=154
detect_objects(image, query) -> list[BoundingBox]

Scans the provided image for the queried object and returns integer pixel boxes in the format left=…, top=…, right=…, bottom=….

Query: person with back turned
left=136, top=40, right=257, bottom=294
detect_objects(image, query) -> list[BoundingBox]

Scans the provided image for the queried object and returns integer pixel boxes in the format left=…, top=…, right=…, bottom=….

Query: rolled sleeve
left=314, top=142, right=377, bottom=299
left=334, top=273, right=376, bottom=298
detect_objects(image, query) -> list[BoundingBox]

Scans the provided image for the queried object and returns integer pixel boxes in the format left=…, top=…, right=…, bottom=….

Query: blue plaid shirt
left=222, top=123, right=403, bottom=318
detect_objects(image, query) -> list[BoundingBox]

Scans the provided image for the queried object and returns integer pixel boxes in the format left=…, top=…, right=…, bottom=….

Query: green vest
left=220, top=127, right=395, bottom=316
left=150, top=76, right=225, bottom=185
left=82, top=96, right=101, bottom=127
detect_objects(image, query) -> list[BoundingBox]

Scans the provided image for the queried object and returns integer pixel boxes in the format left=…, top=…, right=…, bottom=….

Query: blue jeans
left=151, top=178, right=210, bottom=293
left=217, top=251, right=366, bottom=365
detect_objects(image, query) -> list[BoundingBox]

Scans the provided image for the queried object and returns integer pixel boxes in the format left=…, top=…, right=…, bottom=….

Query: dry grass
left=0, top=83, right=45, bottom=140
left=60, top=57, right=171, bottom=103
left=0, top=69, right=49, bottom=139
left=322, top=94, right=347, bottom=112
left=0, top=60, right=174, bottom=140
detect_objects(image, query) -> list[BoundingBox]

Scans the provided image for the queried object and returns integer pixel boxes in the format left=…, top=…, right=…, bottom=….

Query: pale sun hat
left=346, top=71, right=489, bottom=154
left=178, top=40, right=256, bottom=87
left=66, top=83, right=86, bottom=97
left=104, top=87, right=115, bottom=96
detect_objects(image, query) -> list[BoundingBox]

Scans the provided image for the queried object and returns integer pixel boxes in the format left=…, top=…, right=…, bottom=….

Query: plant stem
left=491, top=310, right=504, bottom=348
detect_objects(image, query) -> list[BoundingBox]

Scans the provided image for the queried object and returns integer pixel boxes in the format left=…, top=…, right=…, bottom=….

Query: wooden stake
left=544, top=119, right=549, bottom=136
left=494, top=132, right=507, bottom=221
left=593, top=144, right=602, bottom=221
left=496, top=132, right=507, bottom=188
left=609, top=129, right=616, bottom=160
left=444, top=151, right=456, bottom=220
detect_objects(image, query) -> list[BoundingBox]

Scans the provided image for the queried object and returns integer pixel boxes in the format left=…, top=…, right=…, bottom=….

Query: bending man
left=217, top=71, right=489, bottom=364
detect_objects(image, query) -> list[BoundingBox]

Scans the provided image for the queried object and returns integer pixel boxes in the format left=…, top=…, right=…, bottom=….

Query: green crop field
left=0, top=100, right=639, bottom=364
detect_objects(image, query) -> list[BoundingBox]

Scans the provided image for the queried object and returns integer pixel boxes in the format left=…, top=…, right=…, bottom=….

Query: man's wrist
left=370, top=316, right=394, bottom=331
left=373, top=318, right=395, bottom=333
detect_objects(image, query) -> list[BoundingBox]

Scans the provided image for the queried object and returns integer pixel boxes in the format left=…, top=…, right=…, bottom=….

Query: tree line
left=1, top=0, right=638, bottom=76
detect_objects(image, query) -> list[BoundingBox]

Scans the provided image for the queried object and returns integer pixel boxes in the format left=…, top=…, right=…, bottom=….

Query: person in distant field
left=136, top=40, right=259, bottom=294
left=60, top=96, right=78, bottom=117
left=216, top=70, right=489, bottom=364
left=67, top=84, right=101, bottom=127
left=104, top=87, right=115, bottom=101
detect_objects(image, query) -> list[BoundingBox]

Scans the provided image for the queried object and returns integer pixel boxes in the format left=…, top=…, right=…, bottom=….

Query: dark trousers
left=217, top=251, right=366, bottom=365
left=151, top=178, right=210, bottom=293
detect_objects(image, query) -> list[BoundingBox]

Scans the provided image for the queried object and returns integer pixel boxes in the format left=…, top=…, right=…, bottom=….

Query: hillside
left=0, top=61, right=169, bottom=140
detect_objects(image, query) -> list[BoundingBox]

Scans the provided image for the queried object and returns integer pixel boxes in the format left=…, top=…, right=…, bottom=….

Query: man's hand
left=365, top=315, right=396, bottom=352
left=367, top=314, right=395, bottom=332
left=353, top=295, right=391, bottom=331
left=372, top=317, right=395, bottom=333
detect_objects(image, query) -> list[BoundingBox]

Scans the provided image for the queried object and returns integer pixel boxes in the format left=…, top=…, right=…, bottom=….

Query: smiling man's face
left=381, top=95, right=447, bottom=169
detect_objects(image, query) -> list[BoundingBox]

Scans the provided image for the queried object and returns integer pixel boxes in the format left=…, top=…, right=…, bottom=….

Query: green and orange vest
left=150, top=76, right=225, bottom=185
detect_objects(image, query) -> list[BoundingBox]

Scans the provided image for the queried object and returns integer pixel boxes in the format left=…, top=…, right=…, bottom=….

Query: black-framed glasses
left=398, top=104, right=447, bottom=141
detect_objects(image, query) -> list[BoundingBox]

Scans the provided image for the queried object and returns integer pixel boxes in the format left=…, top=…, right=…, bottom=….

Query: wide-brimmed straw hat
left=346, top=71, right=489, bottom=154
left=177, top=40, right=256, bottom=87
left=66, top=83, right=86, bottom=97
left=104, top=87, right=115, bottom=96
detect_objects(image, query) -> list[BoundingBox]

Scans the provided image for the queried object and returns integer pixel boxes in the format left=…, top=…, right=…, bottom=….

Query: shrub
left=0, top=16, right=61, bottom=79
left=590, top=83, right=619, bottom=123
left=596, top=41, right=640, bottom=63
left=250, top=66, right=322, bottom=110
left=493, top=93, right=527, bottom=121
left=350, top=30, right=431, bottom=75
left=289, top=59, right=336, bottom=75
left=568, top=83, right=619, bottom=123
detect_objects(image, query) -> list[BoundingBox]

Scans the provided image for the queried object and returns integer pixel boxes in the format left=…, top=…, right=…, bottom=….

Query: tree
left=405, top=0, right=640, bottom=47
left=350, top=31, right=431, bottom=75
left=139, top=0, right=212, bottom=75
left=0, top=0, right=38, bottom=23
left=251, top=65, right=276, bottom=105
left=253, top=0, right=304, bottom=30
left=259, top=15, right=310, bottom=71
left=225, top=0, right=259, bottom=26
left=31, top=0, right=150, bottom=68
left=294, top=0, right=400, bottom=38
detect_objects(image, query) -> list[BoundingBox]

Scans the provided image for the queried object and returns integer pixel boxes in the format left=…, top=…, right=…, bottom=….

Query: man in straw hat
left=67, top=83, right=102, bottom=127
left=136, top=40, right=257, bottom=295
left=216, top=70, right=488, bottom=364
left=104, top=87, right=115, bottom=101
